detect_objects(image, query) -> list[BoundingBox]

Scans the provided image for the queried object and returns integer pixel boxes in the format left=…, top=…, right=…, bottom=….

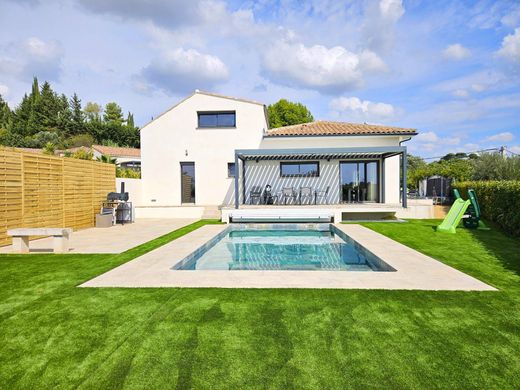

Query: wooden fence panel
left=0, top=148, right=115, bottom=246
left=0, top=150, right=23, bottom=246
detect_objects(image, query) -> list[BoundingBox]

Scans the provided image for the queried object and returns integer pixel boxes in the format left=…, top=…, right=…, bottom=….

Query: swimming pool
left=173, top=224, right=395, bottom=272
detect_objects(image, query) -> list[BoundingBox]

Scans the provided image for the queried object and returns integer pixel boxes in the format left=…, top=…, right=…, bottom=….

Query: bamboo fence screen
left=0, top=148, right=115, bottom=246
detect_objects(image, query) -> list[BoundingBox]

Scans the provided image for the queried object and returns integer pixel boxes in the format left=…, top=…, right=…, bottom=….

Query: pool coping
left=80, top=224, right=496, bottom=291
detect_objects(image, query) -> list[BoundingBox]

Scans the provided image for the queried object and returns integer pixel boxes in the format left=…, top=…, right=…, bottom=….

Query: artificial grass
left=0, top=219, right=519, bottom=389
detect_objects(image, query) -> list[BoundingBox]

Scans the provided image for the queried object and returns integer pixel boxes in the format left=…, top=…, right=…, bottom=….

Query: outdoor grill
left=102, top=182, right=133, bottom=225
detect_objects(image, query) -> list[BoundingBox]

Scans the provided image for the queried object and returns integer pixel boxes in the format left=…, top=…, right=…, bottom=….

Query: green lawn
left=1, top=219, right=519, bottom=389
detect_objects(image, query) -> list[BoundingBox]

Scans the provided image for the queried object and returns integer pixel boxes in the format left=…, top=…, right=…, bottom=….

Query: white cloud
left=415, top=131, right=439, bottom=143
left=329, top=96, right=395, bottom=121
left=262, top=42, right=386, bottom=93
left=510, top=145, right=520, bottom=154
left=443, top=43, right=471, bottom=60
left=0, top=37, right=63, bottom=81
left=141, top=48, right=229, bottom=95
left=379, top=0, right=405, bottom=21
left=0, top=84, right=9, bottom=96
left=485, top=132, right=514, bottom=142
left=497, top=27, right=520, bottom=65
left=452, top=89, right=469, bottom=98
left=362, top=0, right=405, bottom=52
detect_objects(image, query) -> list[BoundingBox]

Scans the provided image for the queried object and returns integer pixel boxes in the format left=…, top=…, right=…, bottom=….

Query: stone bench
left=7, top=228, right=73, bottom=253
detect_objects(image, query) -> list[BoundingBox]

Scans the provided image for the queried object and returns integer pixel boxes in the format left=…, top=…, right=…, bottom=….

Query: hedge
left=453, top=181, right=520, bottom=236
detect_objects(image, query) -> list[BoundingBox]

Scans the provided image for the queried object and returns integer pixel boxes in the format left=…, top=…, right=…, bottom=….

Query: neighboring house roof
left=91, top=145, right=141, bottom=158
left=264, top=121, right=418, bottom=137
left=140, top=90, right=268, bottom=130
left=58, top=145, right=141, bottom=158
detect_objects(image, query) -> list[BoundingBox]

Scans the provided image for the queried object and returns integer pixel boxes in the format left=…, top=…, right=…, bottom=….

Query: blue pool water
left=174, top=225, right=394, bottom=272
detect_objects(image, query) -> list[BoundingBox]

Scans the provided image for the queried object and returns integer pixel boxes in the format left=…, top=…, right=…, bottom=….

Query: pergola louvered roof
left=235, top=147, right=406, bottom=161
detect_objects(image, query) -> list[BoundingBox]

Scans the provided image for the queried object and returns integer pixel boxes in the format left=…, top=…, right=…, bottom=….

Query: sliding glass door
left=340, top=161, right=379, bottom=203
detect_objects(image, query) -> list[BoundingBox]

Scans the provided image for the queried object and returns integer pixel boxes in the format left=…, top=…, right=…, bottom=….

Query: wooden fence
left=0, top=148, right=115, bottom=246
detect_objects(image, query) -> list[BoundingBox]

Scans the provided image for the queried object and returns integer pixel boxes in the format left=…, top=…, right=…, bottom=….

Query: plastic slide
left=437, top=198, right=471, bottom=233
left=465, top=189, right=490, bottom=230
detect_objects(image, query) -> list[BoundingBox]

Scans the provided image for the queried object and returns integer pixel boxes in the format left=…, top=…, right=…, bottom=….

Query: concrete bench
left=7, top=228, right=73, bottom=253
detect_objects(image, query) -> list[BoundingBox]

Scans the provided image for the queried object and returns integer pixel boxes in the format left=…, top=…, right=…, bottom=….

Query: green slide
left=464, top=189, right=490, bottom=230
left=437, top=198, right=471, bottom=233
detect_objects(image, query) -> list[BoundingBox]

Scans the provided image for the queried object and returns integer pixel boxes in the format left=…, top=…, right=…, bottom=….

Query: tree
left=126, top=112, right=134, bottom=128
left=0, top=94, right=11, bottom=130
left=104, top=102, right=124, bottom=125
left=69, top=93, right=84, bottom=135
left=84, top=102, right=102, bottom=122
left=267, top=99, right=314, bottom=128
left=471, top=153, right=520, bottom=180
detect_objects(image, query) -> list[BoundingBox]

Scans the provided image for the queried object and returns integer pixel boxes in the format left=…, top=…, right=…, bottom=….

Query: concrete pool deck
left=0, top=218, right=197, bottom=254
left=81, top=224, right=496, bottom=291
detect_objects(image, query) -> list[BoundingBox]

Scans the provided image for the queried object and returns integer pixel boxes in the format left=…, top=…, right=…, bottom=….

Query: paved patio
left=81, top=224, right=496, bottom=291
left=0, top=219, right=196, bottom=254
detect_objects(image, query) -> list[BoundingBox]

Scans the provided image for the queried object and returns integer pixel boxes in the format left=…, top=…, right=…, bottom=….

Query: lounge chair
left=299, top=186, right=313, bottom=204
left=314, top=186, right=330, bottom=204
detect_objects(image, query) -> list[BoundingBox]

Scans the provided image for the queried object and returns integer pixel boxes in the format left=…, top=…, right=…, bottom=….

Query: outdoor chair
left=299, top=186, right=313, bottom=205
left=314, top=186, right=330, bottom=204
left=249, top=186, right=263, bottom=204
left=281, top=187, right=297, bottom=205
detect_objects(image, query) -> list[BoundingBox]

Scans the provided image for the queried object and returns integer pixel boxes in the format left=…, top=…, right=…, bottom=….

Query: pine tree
left=103, top=102, right=124, bottom=125
left=57, top=93, right=72, bottom=136
left=70, top=93, right=84, bottom=135
left=10, top=94, right=33, bottom=137
left=0, top=94, right=11, bottom=130
left=29, top=81, right=60, bottom=135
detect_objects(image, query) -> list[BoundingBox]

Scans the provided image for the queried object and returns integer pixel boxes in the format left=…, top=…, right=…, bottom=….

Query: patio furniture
left=314, top=186, right=330, bottom=204
left=249, top=186, right=263, bottom=204
left=281, top=187, right=297, bottom=205
left=262, top=184, right=275, bottom=205
left=299, top=186, right=313, bottom=205
left=7, top=228, right=73, bottom=253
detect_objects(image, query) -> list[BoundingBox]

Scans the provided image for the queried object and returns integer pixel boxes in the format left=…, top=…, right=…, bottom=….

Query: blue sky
left=0, top=0, right=519, bottom=157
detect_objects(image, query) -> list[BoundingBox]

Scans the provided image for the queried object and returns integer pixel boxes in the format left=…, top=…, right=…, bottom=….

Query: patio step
left=201, top=206, right=221, bottom=220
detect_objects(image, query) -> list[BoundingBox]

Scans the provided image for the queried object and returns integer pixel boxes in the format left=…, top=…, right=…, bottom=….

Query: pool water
left=174, top=226, right=394, bottom=272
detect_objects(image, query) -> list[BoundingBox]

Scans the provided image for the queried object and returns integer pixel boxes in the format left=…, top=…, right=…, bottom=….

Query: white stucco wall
left=139, top=91, right=408, bottom=208
left=140, top=92, right=267, bottom=207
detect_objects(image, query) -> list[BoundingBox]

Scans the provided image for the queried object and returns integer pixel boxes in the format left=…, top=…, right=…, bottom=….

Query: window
left=198, top=111, right=236, bottom=128
left=280, top=162, right=319, bottom=177
left=227, top=162, right=236, bottom=177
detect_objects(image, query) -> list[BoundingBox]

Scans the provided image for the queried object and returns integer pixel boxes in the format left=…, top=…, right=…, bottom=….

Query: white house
left=132, top=90, right=418, bottom=220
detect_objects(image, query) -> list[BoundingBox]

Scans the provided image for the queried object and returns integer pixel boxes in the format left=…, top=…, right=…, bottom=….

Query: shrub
left=453, top=181, right=520, bottom=236
left=116, top=168, right=140, bottom=178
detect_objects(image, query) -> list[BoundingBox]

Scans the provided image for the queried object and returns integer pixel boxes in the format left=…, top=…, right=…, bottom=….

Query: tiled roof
left=264, top=121, right=417, bottom=137
left=91, top=145, right=141, bottom=158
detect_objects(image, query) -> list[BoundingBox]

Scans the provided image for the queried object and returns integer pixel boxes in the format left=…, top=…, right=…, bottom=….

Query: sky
left=0, top=0, right=519, bottom=157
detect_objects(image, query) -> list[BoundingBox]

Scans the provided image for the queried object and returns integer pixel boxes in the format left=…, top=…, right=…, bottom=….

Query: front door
left=180, top=162, right=195, bottom=203
left=340, top=161, right=379, bottom=203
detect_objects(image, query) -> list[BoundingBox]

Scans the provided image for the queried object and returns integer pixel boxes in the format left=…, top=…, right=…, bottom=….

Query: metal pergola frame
left=234, top=146, right=407, bottom=209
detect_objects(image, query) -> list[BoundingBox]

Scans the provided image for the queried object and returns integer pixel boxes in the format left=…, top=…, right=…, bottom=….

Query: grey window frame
left=280, top=161, right=320, bottom=177
left=197, top=111, right=236, bottom=128
left=227, top=162, right=236, bottom=178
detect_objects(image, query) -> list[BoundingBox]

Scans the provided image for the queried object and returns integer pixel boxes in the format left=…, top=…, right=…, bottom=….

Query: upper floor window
left=198, top=111, right=236, bottom=128
left=280, top=161, right=320, bottom=177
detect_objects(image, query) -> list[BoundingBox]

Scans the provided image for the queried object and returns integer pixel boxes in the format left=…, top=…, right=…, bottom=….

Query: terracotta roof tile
left=265, top=121, right=417, bottom=137
left=92, top=145, right=141, bottom=158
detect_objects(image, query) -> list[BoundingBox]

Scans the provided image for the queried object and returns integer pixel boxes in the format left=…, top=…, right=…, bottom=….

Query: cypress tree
left=70, top=93, right=84, bottom=135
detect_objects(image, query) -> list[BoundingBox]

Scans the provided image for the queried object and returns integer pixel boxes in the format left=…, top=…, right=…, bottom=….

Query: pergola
left=233, top=146, right=408, bottom=209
